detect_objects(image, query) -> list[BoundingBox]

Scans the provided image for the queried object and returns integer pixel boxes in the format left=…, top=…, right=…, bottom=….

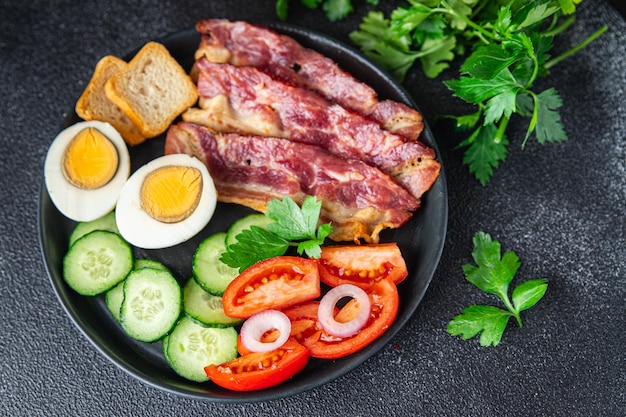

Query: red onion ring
left=240, top=310, right=291, bottom=353
left=318, top=284, right=371, bottom=338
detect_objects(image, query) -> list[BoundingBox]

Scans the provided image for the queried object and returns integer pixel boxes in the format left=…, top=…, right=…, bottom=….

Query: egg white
left=44, top=121, right=131, bottom=222
left=115, top=154, right=217, bottom=249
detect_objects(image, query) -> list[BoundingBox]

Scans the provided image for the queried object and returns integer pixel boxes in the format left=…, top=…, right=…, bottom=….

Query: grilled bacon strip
left=183, top=58, right=440, bottom=203
left=165, top=122, right=419, bottom=243
left=194, top=19, right=424, bottom=141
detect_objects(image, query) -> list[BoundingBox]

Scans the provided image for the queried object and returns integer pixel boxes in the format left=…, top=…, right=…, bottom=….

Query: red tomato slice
left=283, top=278, right=399, bottom=359
left=205, top=338, right=309, bottom=391
left=280, top=301, right=327, bottom=353
left=317, top=243, right=408, bottom=289
left=222, top=256, right=321, bottom=318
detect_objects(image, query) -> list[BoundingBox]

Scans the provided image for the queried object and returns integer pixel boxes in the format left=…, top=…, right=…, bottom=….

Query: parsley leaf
left=265, top=196, right=321, bottom=241
left=219, top=226, right=289, bottom=272
left=447, top=305, right=512, bottom=347
left=460, top=44, right=524, bottom=80
left=350, top=11, right=424, bottom=81
left=534, top=88, right=567, bottom=144
left=483, top=90, right=517, bottom=125
left=512, top=279, right=550, bottom=312
left=445, top=69, right=520, bottom=105
left=420, top=35, right=457, bottom=78
left=220, top=196, right=333, bottom=272
left=462, top=231, right=520, bottom=298
left=460, top=124, right=508, bottom=186
left=557, top=0, right=583, bottom=15
left=276, top=0, right=289, bottom=20
left=448, top=231, right=548, bottom=346
left=350, top=2, right=464, bottom=81
left=323, top=0, right=354, bottom=21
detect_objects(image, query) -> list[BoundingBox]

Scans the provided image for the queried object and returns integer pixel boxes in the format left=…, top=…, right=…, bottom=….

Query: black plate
left=38, top=22, right=448, bottom=402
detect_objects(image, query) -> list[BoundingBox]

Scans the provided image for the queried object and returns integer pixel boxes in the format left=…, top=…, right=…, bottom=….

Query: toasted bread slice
left=75, top=55, right=146, bottom=146
left=105, top=42, right=198, bottom=138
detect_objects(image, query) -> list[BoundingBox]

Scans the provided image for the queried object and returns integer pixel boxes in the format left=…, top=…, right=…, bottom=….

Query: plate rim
left=37, top=21, right=448, bottom=403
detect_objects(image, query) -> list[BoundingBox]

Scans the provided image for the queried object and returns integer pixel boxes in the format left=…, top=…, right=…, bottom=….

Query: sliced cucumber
left=225, top=213, right=273, bottom=248
left=166, top=316, right=238, bottom=382
left=69, top=211, right=120, bottom=247
left=134, top=258, right=170, bottom=272
left=63, top=230, right=133, bottom=296
left=162, top=334, right=171, bottom=364
left=105, top=280, right=125, bottom=321
left=106, top=260, right=171, bottom=322
left=183, top=277, right=242, bottom=328
left=120, top=268, right=182, bottom=342
left=192, top=232, right=239, bottom=296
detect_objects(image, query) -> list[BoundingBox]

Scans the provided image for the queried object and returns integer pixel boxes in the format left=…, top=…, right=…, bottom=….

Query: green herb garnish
left=275, top=1, right=606, bottom=183
left=220, top=196, right=333, bottom=272
left=347, top=0, right=606, bottom=184
left=447, top=231, right=548, bottom=346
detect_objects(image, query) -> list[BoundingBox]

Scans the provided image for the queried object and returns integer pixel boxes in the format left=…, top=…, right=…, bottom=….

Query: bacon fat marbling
left=165, top=122, right=419, bottom=243
left=194, top=19, right=424, bottom=140
left=183, top=58, right=440, bottom=203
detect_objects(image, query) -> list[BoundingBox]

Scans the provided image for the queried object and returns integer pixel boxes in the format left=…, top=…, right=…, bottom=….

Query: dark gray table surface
left=1, top=0, right=624, bottom=416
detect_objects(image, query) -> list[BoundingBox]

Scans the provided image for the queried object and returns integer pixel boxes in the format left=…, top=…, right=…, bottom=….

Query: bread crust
left=104, top=42, right=198, bottom=138
left=75, top=55, right=146, bottom=146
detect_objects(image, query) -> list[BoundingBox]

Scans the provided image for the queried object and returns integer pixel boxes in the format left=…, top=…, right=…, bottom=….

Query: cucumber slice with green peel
left=105, top=280, right=125, bottom=321
left=192, top=232, right=239, bottom=296
left=183, top=277, right=242, bottom=328
left=63, top=230, right=133, bottom=296
left=134, top=258, right=170, bottom=272
left=120, top=268, right=182, bottom=342
left=165, top=316, right=238, bottom=382
left=162, top=334, right=171, bottom=364
left=107, top=260, right=171, bottom=322
left=69, top=211, right=120, bottom=247
left=225, top=213, right=273, bottom=248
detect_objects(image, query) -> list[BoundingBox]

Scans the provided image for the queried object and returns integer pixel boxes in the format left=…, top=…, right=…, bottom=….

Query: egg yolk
left=140, top=165, right=203, bottom=223
left=62, top=127, right=119, bottom=189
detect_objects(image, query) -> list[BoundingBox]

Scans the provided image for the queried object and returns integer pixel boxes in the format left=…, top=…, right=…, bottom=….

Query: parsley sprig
left=348, top=0, right=606, bottom=184
left=220, top=196, right=333, bottom=272
left=447, top=231, right=548, bottom=346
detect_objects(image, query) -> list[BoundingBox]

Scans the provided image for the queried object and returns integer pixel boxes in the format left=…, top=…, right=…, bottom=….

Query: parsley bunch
left=349, top=0, right=606, bottom=184
left=447, top=231, right=548, bottom=346
left=220, top=196, right=333, bottom=272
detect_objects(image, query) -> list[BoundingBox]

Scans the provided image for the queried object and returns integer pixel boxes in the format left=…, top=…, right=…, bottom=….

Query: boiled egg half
left=44, top=121, right=130, bottom=222
left=115, top=154, right=217, bottom=249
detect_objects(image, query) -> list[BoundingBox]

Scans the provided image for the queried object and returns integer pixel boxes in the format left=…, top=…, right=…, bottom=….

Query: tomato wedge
left=204, top=338, right=309, bottom=391
left=283, top=277, right=399, bottom=359
left=222, top=256, right=320, bottom=318
left=317, top=243, right=408, bottom=289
